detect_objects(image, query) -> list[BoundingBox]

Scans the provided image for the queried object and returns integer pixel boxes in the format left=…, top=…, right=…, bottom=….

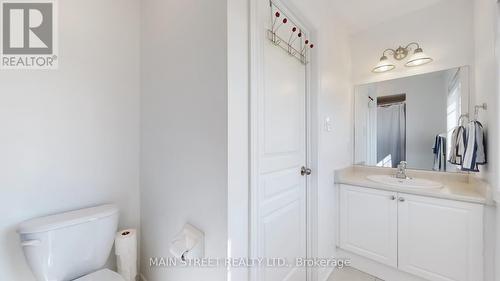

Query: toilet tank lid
left=17, top=204, right=119, bottom=234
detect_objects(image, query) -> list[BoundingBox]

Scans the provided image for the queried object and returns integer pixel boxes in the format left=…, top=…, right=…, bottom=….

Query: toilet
left=17, top=204, right=125, bottom=281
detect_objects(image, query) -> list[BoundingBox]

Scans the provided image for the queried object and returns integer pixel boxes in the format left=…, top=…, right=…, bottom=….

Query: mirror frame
left=352, top=66, right=472, bottom=172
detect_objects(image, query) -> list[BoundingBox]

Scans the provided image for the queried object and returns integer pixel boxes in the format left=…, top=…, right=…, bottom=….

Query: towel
left=462, top=121, right=487, bottom=172
left=433, top=135, right=447, bottom=171
left=448, top=125, right=466, bottom=165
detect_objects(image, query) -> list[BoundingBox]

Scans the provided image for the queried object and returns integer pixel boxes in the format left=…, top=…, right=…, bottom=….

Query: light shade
left=405, top=48, right=433, bottom=67
left=372, top=56, right=396, bottom=73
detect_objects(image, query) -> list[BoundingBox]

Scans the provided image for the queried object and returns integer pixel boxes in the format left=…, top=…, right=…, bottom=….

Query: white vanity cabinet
left=339, top=185, right=398, bottom=267
left=339, top=184, right=484, bottom=281
left=398, top=193, right=483, bottom=281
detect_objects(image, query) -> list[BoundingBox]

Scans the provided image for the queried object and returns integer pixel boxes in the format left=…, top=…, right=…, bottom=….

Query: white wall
left=497, top=3, right=500, bottom=280
left=0, top=0, right=141, bottom=280
left=315, top=25, right=352, bottom=281
left=474, top=0, right=499, bottom=193
left=350, top=0, right=474, bottom=84
left=140, top=0, right=228, bottom=280
left=473, top=1, right=499, bottom=281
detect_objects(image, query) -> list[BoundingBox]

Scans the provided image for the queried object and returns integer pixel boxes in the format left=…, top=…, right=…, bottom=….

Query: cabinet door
left=398, top=194, right=483, bottom=281
left=339, top=185, right=398, bottom=267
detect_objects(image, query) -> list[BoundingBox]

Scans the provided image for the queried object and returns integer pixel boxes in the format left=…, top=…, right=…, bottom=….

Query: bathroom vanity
left=335, top=166, right=490, bottom=281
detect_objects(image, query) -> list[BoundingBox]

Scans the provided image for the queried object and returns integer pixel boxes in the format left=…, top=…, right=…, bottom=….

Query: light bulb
left=372, top=56, right=396, bottom=73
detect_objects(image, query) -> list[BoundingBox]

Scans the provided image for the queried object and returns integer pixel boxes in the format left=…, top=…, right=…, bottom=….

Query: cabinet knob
left=398, top=197, right=405, bottom=202
left=390, top=195, right=396, bottom=200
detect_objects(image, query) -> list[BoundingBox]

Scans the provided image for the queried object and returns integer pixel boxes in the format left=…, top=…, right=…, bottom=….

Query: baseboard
left=318, top=267, right=335, bottom=281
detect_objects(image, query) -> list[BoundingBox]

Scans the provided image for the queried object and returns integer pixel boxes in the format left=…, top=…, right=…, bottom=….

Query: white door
left=339, top=185, right=398, bottom=267
left=398, top=194, right=483, bottom=281
left=252, top=18, right=308, bottom=281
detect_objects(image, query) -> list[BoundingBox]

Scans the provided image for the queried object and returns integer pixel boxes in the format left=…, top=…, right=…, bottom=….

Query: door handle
left=300, top=166, right=312, bottom=176
left=398, top=197, right=405, bottom=202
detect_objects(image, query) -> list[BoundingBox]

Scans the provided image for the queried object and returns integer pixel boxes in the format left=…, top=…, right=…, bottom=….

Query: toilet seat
left=73, top=269, right=124, bottom=281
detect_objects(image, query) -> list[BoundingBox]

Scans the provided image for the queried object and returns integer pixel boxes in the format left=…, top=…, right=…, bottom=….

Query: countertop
left=335, top=166, right=492, bottom=205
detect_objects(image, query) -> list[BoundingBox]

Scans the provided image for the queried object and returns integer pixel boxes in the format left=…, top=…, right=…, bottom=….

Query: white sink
left=367, top=175, right=443, bottom=189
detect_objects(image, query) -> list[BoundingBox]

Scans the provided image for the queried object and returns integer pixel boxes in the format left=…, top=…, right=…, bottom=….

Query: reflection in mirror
left=354, top=66, right=470, bottom=172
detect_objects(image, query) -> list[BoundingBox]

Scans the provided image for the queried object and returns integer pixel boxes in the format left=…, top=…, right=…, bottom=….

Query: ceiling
left=330, top=0, right=447, bottom=34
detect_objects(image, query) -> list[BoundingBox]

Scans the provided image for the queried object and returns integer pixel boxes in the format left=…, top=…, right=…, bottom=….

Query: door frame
left=249, top=0, right=316, bottom=280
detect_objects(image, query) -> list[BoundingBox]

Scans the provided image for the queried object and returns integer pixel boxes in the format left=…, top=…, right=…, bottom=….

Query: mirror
left=354, top=66, right=470, bottom=172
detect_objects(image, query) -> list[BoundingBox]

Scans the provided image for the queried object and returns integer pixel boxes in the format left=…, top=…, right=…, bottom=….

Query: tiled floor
left=327, top=267, right=384, bottom=281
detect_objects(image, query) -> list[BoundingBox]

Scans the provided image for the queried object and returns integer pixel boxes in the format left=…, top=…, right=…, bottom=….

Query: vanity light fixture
left=405, top=47, right=433, bottom=67
left=372, top=42, right=433, bottom=73
left=372, top=55, right=396, bottom=73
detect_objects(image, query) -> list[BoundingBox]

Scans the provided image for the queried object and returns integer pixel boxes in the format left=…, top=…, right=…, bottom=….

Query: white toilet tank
left=17, top=205, right=119, bottom=281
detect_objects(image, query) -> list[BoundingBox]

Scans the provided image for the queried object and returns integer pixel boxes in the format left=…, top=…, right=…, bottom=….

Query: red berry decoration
left=275, top=12, right=280, bottom=17
left=292, top=27, right=297, bottom=32
left=283, top=18, right=287, bottom=23
left=297, top=33, right=302, bottom=38
left=310, top=44, right=314, bottom=48
left=305, top=40, right=309, bottom=44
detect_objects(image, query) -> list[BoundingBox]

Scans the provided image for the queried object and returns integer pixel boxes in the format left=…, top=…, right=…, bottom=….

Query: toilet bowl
left=17, top=205, right=126, bottom=281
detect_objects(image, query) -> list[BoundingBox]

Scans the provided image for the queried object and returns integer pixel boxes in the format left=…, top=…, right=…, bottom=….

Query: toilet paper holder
left=170, top=223, right=204, bottom=261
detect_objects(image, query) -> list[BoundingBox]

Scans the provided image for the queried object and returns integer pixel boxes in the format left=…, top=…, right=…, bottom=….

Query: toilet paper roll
left=115, top=229, right=137, bottom=281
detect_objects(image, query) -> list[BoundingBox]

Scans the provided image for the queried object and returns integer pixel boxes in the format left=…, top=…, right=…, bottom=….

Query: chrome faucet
left=395, top=161, right=408, bottom=179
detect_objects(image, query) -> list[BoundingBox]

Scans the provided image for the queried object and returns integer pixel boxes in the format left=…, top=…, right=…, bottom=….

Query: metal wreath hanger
left=266, top=1, right=314, bottom=65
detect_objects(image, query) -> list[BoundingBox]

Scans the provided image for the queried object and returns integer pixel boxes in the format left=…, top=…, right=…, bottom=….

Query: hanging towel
left=433, top=135, right=447, bottom=171
left=462, top=121, right=487, bottom=172
left=448, top=125, right=466, bottom=165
